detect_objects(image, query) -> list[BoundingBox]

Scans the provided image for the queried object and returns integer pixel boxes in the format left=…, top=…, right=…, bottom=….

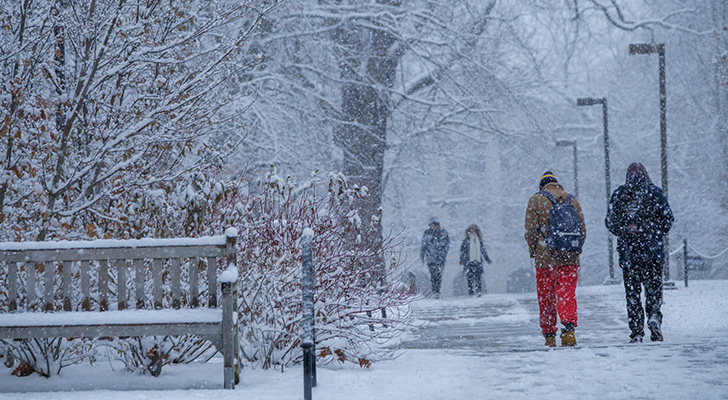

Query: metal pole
left=658, top=44, right=667, bottom=202
left=683, top=238, right=688, bottom=288
left=301, top=229, right=316, bottom=400
left=658, top=44, right=671, bottom=283
left=602, top=99, right=615, bottom=282
left=572, top=143, right=579, bottom=199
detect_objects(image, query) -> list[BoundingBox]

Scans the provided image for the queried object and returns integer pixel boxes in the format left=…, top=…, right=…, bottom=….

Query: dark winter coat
left=524, top=182, right=586, bottom=268
left=420, top=226, right=450, bottom=265
left=605, top=175, right=674, bottom=264
left=459, top=236, right=491, bottom=274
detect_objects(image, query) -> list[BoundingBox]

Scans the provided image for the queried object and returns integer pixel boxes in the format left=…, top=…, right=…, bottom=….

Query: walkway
left=3, top=281, right=727, bottom=399
left=400, top=283, right=713, bottom=352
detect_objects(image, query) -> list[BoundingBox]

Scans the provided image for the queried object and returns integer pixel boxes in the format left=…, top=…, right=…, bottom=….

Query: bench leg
left=221, top=281, right=238, bottom=389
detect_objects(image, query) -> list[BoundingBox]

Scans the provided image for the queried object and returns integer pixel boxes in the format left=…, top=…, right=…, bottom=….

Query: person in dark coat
left=606, top=162, right=674, bottom=343
left=459, top=224, right=492, bottom=296
left=420, top=217, right=450, bottom=299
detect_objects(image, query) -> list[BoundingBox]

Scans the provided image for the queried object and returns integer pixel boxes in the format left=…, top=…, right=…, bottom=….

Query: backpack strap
left=539, top=190, right=572, bottom=205
left=539, top=190, right=555, bottom=204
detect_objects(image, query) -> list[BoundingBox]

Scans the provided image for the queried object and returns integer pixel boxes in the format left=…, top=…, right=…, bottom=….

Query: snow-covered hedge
left=233, top=168, right=415, bottom=369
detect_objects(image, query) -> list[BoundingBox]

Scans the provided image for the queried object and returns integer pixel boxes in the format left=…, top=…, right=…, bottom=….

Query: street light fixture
left=629, top=43, right=674, bottom=287
left=555, top=140, right=579, bottom=199
left=576, top=97, right=618, bottom=284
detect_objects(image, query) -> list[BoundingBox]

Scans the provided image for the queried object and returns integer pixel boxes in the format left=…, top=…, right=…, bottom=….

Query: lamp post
left=629, top=43, right=673, bottom=287
left=555, top=140, right=579, bottom=199
left=576, top=97, right=617, bottom=284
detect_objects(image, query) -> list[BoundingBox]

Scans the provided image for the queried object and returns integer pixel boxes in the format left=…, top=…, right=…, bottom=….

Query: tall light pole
left=556, top=139, right=579, bottom=286
left=555, top=140, right=579, bottom=199
left=629, top=43, right=673, bottom=286
left=576, top=97, right=617, bottom=284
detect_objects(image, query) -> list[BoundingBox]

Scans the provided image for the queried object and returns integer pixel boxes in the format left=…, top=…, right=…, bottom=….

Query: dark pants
left=466, top=272, right=483, bottom=295
left=621, top=259, right=663, bottom=339
left=427, top=263, right=444, bottom=294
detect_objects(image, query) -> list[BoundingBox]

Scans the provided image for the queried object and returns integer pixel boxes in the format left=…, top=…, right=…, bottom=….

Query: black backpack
left=540, top=191, right=584, bottom=252
left=616, top=186, right=654, bottom=238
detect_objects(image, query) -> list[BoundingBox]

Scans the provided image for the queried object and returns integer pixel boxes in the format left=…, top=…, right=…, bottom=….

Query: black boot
left=648, top=315, right=663, bottom=342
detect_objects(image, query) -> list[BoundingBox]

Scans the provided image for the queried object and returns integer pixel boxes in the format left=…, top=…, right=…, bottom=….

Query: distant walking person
left=421, top=217, right=450, bottom=299
left=459, top=224, right=492, bottom=296
left=606, top=162, right=674, bottom=343
left=525, top=172, right=586, bottom=347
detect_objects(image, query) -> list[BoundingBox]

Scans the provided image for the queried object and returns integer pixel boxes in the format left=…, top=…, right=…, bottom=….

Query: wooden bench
left=0, top=229, right=239, bottom=389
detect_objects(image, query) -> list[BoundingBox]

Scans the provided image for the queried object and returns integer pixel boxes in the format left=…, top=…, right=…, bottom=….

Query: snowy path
left=2, top=281, right=728, bottom=399
left=401, top=286, right=630, bottom=351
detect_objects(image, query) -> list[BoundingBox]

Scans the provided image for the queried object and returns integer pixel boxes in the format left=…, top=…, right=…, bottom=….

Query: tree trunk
left=335, top=0, right=401, bottom=255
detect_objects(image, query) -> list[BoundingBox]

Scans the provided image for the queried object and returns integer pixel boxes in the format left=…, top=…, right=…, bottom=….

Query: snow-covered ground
left=2, top=280, right=727, bottom=400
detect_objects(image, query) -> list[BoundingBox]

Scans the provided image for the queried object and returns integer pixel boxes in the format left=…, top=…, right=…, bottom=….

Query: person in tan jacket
left=524, top=171, right=586, bottom=347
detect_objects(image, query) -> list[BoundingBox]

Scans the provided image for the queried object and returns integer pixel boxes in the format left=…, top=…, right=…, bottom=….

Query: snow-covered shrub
left=232, top=167, right=415, bottom=369
left=0, top=338, right=88, bottom=378
left=103, top=335, right=215, bottom=376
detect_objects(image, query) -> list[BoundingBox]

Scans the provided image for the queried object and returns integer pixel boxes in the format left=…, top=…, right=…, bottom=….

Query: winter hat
left=626, top=162, right=652, bottom=184
left=428, top=217, right=440, bottom=226
left=539, top=171, right=557, bottom=190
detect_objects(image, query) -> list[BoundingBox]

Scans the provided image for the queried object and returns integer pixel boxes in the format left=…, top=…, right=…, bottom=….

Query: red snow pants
left=536, top=264, right=578, bottom=335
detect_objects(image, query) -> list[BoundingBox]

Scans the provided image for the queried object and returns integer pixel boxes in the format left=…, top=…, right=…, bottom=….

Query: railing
left=669, top=239, right=728, bottom=288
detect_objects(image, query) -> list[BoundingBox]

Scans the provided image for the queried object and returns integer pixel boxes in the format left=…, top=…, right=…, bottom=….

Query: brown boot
left=544, top=334, right=557, bottom=347
left=560, top=330, right=576, bottom=347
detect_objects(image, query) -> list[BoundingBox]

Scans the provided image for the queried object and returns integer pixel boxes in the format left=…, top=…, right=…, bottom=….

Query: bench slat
left=99, top=259, right=109, bottom=311
left=118, top=260, right=128, bottom=310
left=134, top=259, right=145, bottom=309
left=81, top=260, right=91, bottom=311
left=153, top=258, right=163, bottom=309
left=0, top=322, right=222, bottom=339
left=8, top=261, right=17, bottom=311
left=207, top=256, right=217, bottom=308
left=189, top=257, right=199, bottom=308
left=44, top=261, right=54, bottom=311
left=62, top=261, right=72, bottom=311
left=27, top=262, right=37, bottom=310
left=0, top=308, right=223, bottom=325
left=0, top=245, right=226, bottom=263
left=171, top=258, right=181, bottom=309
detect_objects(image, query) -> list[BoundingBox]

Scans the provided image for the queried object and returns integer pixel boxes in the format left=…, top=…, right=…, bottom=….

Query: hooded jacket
left=420, top=224, right=450, bottom=265
left=605, top=163, right=674, bottom=263
left=524, top=182, right=586, bottom=268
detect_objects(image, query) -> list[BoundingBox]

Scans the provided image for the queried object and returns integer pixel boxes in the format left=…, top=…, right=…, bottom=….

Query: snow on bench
left=0, top=229, right=239, bottom=389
